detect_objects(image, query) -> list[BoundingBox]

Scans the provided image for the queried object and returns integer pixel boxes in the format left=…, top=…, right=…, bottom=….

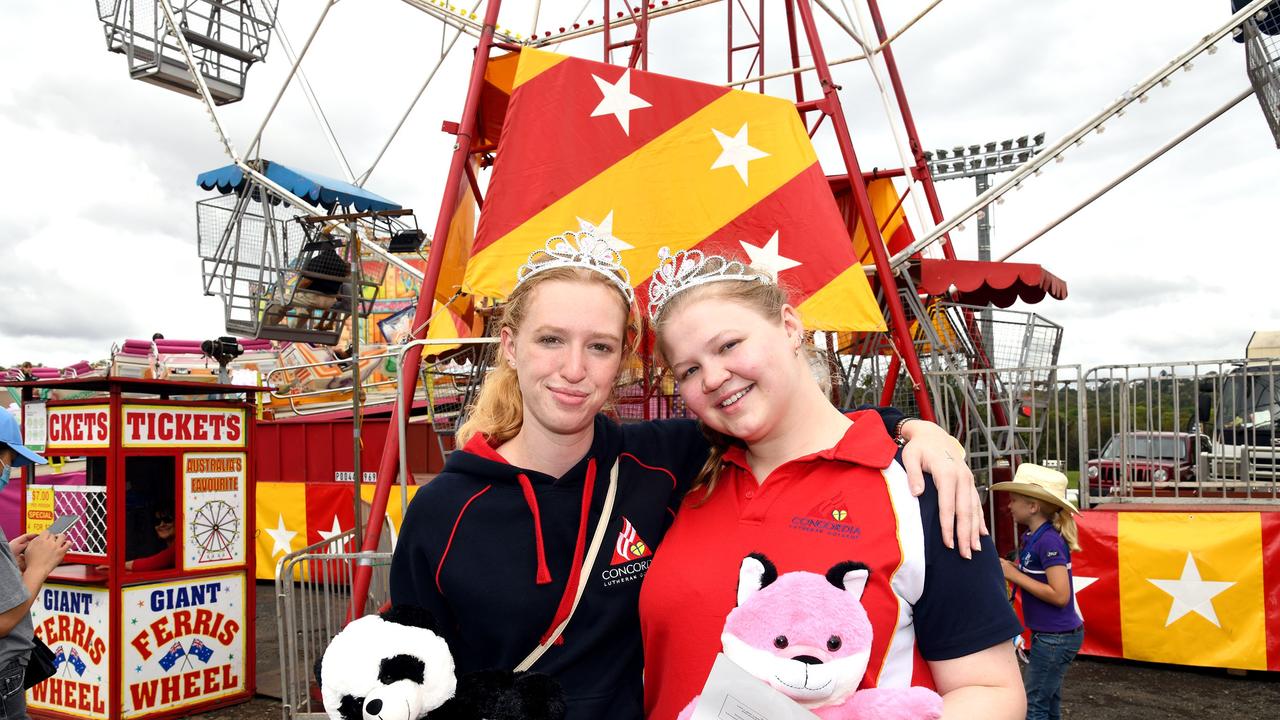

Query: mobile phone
left=46, top=515, right=80, bottom=535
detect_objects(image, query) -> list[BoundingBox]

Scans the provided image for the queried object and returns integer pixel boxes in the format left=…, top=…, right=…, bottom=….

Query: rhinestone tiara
left=515, top=229, right=634, bottom=303
left=647, top=247, right=770, bottom=320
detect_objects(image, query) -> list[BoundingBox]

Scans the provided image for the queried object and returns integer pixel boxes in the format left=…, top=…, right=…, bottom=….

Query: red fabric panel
left=1075, top=510, right=1122, bottom=659
left=1262, top=512, right=1280, bottom=671
left=632, top=162, right=848, bottom=310
left=304, top=483, right=354, bottom=549
left=473, top=54, right=729, bottom=255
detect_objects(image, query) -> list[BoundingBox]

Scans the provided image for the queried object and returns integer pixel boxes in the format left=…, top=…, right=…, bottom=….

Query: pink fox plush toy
left=678, top=554, right=943, bottom=720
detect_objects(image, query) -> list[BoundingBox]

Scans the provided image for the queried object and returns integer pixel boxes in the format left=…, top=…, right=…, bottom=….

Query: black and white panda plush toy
left=317, top=606, right=456, bottom=720
left=317, top=606, right=566, bottom=720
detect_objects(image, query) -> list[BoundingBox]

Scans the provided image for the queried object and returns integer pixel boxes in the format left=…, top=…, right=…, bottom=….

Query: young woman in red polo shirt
left=642, top=249, right=1026, bottom=720
left=390, top=232, right=989, bottom=720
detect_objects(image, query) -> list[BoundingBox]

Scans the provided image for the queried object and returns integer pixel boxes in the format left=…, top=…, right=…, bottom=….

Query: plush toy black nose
left=365, top=699, right=383, bottom=716
left=793, top=655, right=823, bottom=665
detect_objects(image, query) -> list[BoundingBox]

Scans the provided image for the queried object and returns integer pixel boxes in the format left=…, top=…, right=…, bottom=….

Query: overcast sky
left=2, top=0, right=1276, bottom=372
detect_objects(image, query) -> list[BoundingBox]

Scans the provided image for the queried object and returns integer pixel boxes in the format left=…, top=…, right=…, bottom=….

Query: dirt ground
left=191, top=584, right=1280, bottom=720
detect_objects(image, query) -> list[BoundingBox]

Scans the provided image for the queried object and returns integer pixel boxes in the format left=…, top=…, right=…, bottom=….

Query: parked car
left=1086, top=431, right=1207, bottom=497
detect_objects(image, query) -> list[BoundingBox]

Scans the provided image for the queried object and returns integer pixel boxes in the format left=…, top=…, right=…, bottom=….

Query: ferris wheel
left=188, top=499, right=242, bottom=563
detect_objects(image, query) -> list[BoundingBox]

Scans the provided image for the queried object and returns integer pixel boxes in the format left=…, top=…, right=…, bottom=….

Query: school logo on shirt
left=611, top=517, right=652, bottom=565
left=790, top=492, right=862, bottom=540
left=601, top=518, right=652, bottom=588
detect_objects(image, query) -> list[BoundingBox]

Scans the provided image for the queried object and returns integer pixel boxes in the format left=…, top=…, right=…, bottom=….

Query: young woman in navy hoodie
left=389, top=231, right=985, bottom=720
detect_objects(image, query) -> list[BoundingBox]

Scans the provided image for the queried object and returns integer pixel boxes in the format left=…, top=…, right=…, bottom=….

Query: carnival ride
left=11, top=0, right=1270, bottom=709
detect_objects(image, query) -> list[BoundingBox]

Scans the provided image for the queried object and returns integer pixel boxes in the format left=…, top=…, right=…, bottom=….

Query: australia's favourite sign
left=122, top=575, right=247, bottom=716
left=44, top=406, right=246, bottom=450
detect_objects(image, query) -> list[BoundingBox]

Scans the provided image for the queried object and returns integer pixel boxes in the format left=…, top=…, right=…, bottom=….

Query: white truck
left=1199, top=331, right=1280, bottom=484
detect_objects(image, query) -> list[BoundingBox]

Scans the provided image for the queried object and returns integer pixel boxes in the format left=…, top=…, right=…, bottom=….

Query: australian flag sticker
left=189, top=639, right=214, bottom=663
left=67, top=648, right=87, bottom=677
left=157, top=642, right=186, bottom=672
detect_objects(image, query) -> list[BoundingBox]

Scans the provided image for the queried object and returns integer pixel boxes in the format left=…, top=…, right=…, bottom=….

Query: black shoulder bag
left=23, top=636, right=57, bottom=690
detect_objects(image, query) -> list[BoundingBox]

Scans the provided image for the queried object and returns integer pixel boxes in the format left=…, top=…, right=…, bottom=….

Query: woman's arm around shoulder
left=912, top=482, right=1025, bottom=718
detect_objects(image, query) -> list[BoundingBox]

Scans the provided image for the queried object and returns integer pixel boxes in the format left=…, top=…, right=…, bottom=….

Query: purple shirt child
left=1017, top=523, right=1083, bottom=633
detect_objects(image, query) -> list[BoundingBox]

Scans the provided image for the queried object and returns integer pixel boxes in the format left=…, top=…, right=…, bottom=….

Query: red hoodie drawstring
left=516, top=473, right=553, bottom=585
left=540, top=458, right=597, bottom=644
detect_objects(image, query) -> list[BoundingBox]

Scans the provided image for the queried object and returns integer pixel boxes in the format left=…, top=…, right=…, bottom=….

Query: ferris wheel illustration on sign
left=188, top=500, right=241, bottom=563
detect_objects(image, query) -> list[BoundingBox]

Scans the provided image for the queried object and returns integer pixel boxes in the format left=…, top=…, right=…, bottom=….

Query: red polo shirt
left=638, top=411, right=1020, bottom=719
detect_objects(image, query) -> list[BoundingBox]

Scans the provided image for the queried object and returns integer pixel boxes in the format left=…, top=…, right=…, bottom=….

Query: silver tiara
left=647, top=247, right=770, bottom=320
left=516, top=230, right=634, bottom=303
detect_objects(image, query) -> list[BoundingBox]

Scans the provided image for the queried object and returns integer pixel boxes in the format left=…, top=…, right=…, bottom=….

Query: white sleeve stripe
left=877, top=461, right=925, bottom=688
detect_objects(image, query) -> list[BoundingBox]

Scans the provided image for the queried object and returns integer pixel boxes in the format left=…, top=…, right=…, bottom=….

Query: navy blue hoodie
left=389, top=409, right=903, bottom=720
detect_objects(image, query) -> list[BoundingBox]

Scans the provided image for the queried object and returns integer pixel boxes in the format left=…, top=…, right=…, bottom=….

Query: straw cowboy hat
left=990, top=463, right=1079, bottom=515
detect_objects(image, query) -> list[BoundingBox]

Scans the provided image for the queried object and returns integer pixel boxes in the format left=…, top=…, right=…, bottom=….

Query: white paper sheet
left=690, top=654, right=821, bottom=720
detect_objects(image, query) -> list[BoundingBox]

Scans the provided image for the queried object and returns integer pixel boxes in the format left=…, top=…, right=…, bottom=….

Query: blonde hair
left=1024, top=496, right=1082, bottom=552
left=652, top=268, right=814, bottom=503
left=456, top=267, right=638, bottom=446
left=1051, top=508, right=1082, bottom=552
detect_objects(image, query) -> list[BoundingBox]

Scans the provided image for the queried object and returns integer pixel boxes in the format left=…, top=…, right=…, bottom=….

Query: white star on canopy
left=264, top=514, right=297, bottom=558
left=711, top=123, right=770, bottom=185
left=590, top=69, right=651, bottom=135
left=1071, top=575, right=1098, bottom=622
left=577, top=210, right=633, bottom=251
left=1148, top=552, right=1236, bottom=627
left=740, top=231, right=800, bottom=278
left=318, top=515, right=348, bottom=553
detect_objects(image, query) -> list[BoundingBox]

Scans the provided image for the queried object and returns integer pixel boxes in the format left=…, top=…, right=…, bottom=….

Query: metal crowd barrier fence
left=1083, top=358, right=1280, bottom=505
left=275, top=523, right=394, bottom=720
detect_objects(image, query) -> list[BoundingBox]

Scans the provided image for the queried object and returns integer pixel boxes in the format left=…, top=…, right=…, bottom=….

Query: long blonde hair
left=456, top=267, right=639, bottom=446
left=652, top=268, right=806, bottom=503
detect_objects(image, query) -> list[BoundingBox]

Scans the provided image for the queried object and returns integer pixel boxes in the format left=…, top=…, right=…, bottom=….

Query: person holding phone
left=1, top=412, right=72, bottom=720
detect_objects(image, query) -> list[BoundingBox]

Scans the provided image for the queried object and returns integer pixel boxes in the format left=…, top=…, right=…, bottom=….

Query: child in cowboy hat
left=992, top=463, right=1083, bottom=720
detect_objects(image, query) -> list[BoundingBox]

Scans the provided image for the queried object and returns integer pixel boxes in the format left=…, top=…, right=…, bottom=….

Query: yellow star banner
left=1119, top=512, right=1268, bottom=669
left=464, top=48, right=885, bottom=331
left=252, top=482, right=419, bottom=580
left=1073, top=509, right=1280, bottom=671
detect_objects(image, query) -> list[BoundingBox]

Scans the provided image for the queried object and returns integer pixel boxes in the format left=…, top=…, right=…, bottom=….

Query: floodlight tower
left=923, top=134, right=1045, bottom=355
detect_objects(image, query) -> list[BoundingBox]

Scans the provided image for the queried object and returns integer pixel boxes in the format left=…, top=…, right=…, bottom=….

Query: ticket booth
left=11, top=378, right=262, bottom=720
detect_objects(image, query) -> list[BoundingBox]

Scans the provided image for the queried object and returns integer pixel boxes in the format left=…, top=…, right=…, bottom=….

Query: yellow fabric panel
left=464, top=89, right=817, bottom=299
left=484, top=51, right=521, bottom=95
left=851, top=178, right=908, bottom=263
left=795, top=264, right=886, bottom=332
left=512, top=47, right=571, bottom=90
left=254, top=482, right=307, bottom=581
left=1118, top=512, right=1267, bottom=670
left=435, top=157, right=478, bottom=313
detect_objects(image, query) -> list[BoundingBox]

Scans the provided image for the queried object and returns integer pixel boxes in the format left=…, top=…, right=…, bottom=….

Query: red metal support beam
left=790, top=0, right=934, bottom=421
left=349, top=0, right=505, bottom=619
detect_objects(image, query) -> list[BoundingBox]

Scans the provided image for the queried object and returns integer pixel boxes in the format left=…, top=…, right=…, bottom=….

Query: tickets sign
left=122, top=406, right=245, bottom=448
left=28, top=584, right=111, bottom=720
left=123, top=575, right=247, bottom=716
left=45, top=406, right=111, bottom=449
left=182, top=453, right=247, bottom=570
